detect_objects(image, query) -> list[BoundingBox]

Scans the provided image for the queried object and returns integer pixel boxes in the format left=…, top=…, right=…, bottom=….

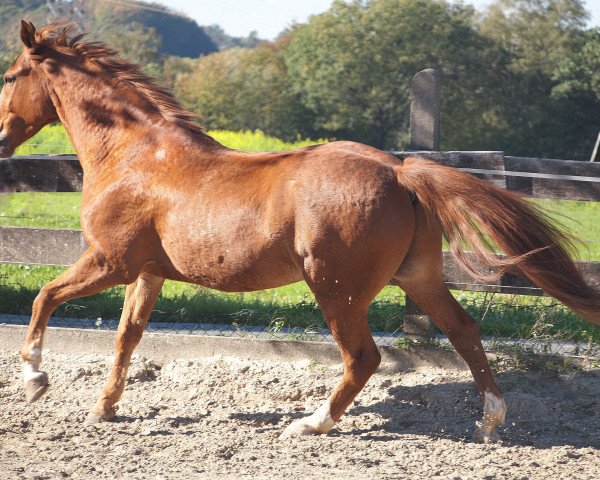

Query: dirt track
left=1, top=348, right=599, bottom=479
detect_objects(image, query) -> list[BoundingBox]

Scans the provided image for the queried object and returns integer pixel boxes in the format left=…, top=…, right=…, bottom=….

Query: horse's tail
left=396, top=156, right=600, bottom=325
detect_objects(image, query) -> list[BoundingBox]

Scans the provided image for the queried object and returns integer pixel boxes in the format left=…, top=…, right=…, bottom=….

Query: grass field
left=1, top=263, right=596, bottom=343
left=1, top=125, right=599, bottom=343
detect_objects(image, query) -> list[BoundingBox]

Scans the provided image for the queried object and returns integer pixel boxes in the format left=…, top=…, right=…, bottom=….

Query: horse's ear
left=20, top=20, right=38, bottom=49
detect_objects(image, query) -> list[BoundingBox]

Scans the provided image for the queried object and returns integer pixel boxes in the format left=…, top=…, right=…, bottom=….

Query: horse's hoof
left=279, top=420, right=322, bottom=439
left=24, top=371, right=49, bottom=403
left=474, top=426, right=501, bottom=444
left=85, top=405, right=117, bottom=424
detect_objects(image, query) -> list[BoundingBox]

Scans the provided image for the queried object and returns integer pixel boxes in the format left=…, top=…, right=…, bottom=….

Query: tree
left=161, top=55, right=197, bottom=91
left=102, top=22, right=162, bottom=66
left=552, top=28, right=600, bottom=102
left=203, top=25, right=264, bottom=50
left=175, top=42, right=312, bottom=140
left=550, top=28, right=600, bottom=158
left=475, top=0, right=594, bottom=158
left=176, top=48, right=246, bottom=131
left=283, top=0, right=493, bottom=149
left=480, top=0, right=589, bottom=77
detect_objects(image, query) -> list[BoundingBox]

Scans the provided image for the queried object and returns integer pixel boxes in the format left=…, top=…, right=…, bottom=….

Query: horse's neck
left=45, top=65, right=188, bottom=175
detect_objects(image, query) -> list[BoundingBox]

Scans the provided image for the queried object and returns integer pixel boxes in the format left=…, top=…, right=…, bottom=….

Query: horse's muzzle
left=0, top=133, right=14, bottom=159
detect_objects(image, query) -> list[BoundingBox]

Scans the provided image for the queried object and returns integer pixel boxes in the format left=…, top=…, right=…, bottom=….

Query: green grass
left=0, top=264, right=597, bottom=343
left=0, top=192, right=81, bottom=229
left=1, top=125, right=599, bottom=344
left=210, top=129, right=327, bottom=152
left=0, top=264, right=403, bottom=334
left=14, top=124, right=76, bottom=155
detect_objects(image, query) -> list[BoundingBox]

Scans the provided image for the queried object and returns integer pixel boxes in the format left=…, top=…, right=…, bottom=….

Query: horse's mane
left=34, top=23, right=215, bottom=142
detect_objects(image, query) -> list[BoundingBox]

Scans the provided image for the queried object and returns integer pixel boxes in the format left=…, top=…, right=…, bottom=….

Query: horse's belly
left=160, top=235, right=302, bottom=292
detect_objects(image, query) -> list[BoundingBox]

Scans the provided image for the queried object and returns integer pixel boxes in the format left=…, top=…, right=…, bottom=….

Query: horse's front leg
left=86, top=272, right=164, bottom=423
left=21, top=248, right=127, bottom=402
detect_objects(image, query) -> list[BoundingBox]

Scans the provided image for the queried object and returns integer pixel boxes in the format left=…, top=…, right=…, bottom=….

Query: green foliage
left=203, top=24, right=263, bottom=51
left=98, top=21, right=162, bottom=67
left=2, top=0, right=599, bottom=163
left=175, top=44, right=314, bottom=141
left=480, top=0, right=589, bottom=77
left=284, top=0, right=490, bottom=149
left=167, top=0, right=599, bottom=158
left=471, top=0, right=599, bottom=159
left=552, top=28, right=600, bottom=101
left=88, top=0, right=217, bottom=58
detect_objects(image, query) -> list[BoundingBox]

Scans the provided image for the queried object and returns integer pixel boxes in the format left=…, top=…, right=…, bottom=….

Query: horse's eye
left=3, top=75, right=15, bottom=84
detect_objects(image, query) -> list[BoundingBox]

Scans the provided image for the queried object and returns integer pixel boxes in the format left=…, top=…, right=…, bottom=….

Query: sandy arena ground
left=0, top=347, right=599, bottom=479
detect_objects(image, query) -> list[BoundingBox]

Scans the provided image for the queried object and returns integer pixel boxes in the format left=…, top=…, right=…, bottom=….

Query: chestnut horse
left=2, top=22, right=599, bottom=443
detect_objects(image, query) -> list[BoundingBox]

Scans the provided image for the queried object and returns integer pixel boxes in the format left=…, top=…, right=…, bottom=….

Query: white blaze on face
left=155, top=149, right=166, bottom=160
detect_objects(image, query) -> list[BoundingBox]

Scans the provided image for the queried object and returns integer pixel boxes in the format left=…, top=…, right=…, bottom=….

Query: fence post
left=410, top=68, right=441, bottom=151
left=403, top=69, right=441, bottom=341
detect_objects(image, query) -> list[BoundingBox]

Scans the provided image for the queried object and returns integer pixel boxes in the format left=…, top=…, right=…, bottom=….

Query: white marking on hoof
left=475, top=391, right=506, bottom=444
left=23, top=349, right=49, bottom=402
left=23, top=369, right=49, bottom=403
left=279, top=400, right=335, bottom=439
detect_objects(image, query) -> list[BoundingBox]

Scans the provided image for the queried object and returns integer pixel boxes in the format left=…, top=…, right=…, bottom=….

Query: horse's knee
left=118, top=324, right=145, bottom=347
left=32, top=285, right=60, bottom=312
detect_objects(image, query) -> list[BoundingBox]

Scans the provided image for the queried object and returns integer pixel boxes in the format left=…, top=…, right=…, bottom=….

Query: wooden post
left=410, top=69, right=441, bottom=151
left=403, top=69, right=441, bottom=341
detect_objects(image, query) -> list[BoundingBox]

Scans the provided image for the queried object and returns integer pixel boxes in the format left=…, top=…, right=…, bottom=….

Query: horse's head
left=0, top=21, right=58, bottom=159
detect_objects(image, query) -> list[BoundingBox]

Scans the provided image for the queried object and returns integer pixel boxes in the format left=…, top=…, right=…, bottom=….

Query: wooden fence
left=1, top=69, right=599, bottom=340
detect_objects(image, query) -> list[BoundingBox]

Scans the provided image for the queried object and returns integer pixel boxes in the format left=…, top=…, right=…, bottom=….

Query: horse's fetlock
left=21, top=346, right=41, bottom=364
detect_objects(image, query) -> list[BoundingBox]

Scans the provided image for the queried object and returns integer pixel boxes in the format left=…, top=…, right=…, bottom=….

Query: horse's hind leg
left=393, top=200, right=505, bottom=442
left=395, top=277, right=505, bottom=443
left=86, top=272, right=164, bottom=423
left=280, top=298, right=380, bottom=439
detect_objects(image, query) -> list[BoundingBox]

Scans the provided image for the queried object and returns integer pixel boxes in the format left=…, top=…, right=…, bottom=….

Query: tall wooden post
left=410, top=69, right=441, bottom=151
left=403, top=69, right=441, bottom=341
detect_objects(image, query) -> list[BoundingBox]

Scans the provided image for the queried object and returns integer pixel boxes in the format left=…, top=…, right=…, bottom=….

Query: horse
left=1, top=21, right=598, bottom=443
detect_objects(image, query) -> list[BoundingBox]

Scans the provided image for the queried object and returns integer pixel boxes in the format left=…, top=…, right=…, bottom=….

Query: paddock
left=0, top=334, right=598, bottom=479
left=1, top=46, right=600, bottom=479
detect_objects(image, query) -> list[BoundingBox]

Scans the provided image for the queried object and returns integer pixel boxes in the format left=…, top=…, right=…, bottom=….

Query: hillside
left=0, top=0, right=218, bottom=58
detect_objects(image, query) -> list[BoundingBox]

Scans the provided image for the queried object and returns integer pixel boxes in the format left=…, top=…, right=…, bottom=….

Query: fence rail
left=1, top=225, right=599, bottom=298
